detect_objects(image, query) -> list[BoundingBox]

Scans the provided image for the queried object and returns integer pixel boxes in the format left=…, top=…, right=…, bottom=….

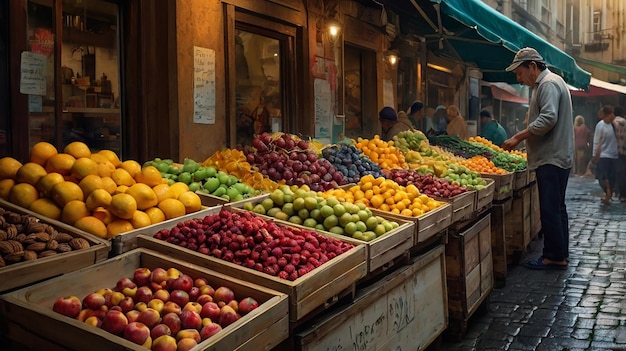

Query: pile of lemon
left=0, top=141, right=202, bottom=239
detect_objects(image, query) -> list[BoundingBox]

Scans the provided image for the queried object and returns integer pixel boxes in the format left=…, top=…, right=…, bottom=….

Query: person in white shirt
left=592, top=105, right=619, bottom=205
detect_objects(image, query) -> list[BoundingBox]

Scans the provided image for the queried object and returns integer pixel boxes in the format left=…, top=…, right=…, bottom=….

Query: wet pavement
left=440, top=175, right=626, bottom=351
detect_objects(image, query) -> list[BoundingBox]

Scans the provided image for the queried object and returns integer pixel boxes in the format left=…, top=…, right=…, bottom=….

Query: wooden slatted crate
left=137, top=232, right=367, bottom=322
left=490, top=199, right=511, bottom=287
left=513, top=169, right=529, bottom=190
left=295, top=245, right=447, bottom=351
left=0, top=248, right=289, bottom=351
left=445, top=212, right=493, bottom=339
left=480, top=172, right=514, bottom=201
left=505, top=187, right=531, bottom=264
left=0, top=199, right=111, bottom=293
left=474, top=178, right=495, bottom=212
left=374, top=203, right=452, bottom=247
left=436, top=190, right=476, bottom=223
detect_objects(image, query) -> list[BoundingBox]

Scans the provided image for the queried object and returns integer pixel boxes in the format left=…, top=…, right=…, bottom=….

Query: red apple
left=101, top=309, right=129, bottom=335
left=115, top=277, right=137, bottom=292
left=88, top=305, right=108, bottom=320
left=238, top=297, right=259, bottom=315
left=95, top=288, right=113, bottom=296
left=134, top=301, right=148, bottom=312
left=82, top=293, right=106, bottom=310
left=125, top=309, right=140, bottom=323
left=169, top=290, right=190, bottom=307
left=213, top=286, right=235, bottom=305
left=133, top=267, right=152, bottom=287
left=105, top=291, right=125, bottom=308
left=151, top=335, right=177, bottom=351
left=162, top=301, right=182, bottom=315
left=122, top=286, right=137, bottom=298
left=137, top=308, right=161, bottom=328
left=176, top=329, right=201, bottom=343
left=218, top=305, right=239, bottom=328
left=200, top=302, right=220, bottom=320
left=153, top=289, right=170, bottom=302
left=150, top=268, right=169, bottom=284
left=109, top=305, right=123, bottom=312
left=170, top=274, right=194, bottom=292
left=196, top=294, right=213, bottom=306
left=76, top=308, right=93, bottom=322
left=133, top=286, right=153, bottom=304
left=177, top=337, right=198, bottom=351
left=150, top=323, right=172, bottom=340
left=84, top=315, right=101, bottom=327
left=188, top=286, right=200, bottom=301
left=227, top=300, right=239, bottom=313
left=180, top=310, right=202, bottom=330
left=200, top=322, right=222, bottom=340
left=161, top=312, right=182, bottom=335
left=123, top=321, right=152, bottom=347
left=194, top=277, right=208, bottom=288
left=148, top=299, right=165, bottom=314
left=118, top=296, right=135, bottom=313
left=183, top=302, right=203, bottom=314
left=202, top=318, right=212, bottom=327
left=150, top=281, right=163, bottom=292
left=199, top=284, right=215, bottom=296
left=52, top=296, right=82, bottom=318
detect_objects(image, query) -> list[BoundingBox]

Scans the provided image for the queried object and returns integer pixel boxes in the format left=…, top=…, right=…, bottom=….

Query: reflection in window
left=235, top=30, right=281, bottom=147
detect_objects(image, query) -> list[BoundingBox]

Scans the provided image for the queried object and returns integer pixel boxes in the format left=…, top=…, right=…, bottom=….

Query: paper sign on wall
left=314, top=78, right=331, bottom=138
left=20, top=51, right=47, bottom=96
left=193, top=46, right=216, bottom=124
left=383, top=79, right=395, bottom=108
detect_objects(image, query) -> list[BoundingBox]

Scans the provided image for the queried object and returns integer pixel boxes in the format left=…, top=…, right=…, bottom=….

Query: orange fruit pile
left=459, top=155, right=509, bottom=174
left=354, top=135, right=408, bottom=170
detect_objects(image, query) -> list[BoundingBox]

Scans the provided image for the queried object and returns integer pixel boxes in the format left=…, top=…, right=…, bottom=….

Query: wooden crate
left=295, top=245, right=447, bottom=351
left=374, top=203, right=452, bottom=247
left=229, top=198, right=415, bottom=275
left=445, top=212, right=493, bottom=339
left=480, top=172, right=513, bottom=201
left=529, top=181, right=541, bottom=240
left=137, top=234, right=367, bottom=322
left=513, top=169, right=529, bottom=190
left=110, top=206, right=220, bottom=255
left=435, top=190, right=476, bottom=224
left=0, top=248, right=289, bottom=351
left=0, top=199, right=111, bottom=293
left=474, top=178, right=495, bottom=212
left=505, top=187, right=531, bottom=264
left=529, top=169, right=536, bottom=183
left=490, top=199, right=511, bottom=286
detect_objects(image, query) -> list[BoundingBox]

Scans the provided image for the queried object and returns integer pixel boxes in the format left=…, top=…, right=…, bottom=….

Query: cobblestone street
left=441, top=176, right=626, bottom=351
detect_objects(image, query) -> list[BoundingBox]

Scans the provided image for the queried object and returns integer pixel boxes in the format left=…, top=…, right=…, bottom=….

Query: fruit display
left=321, top=174, right=445, bottom=217
left=144, top=157, right=260, bottom=202
left=242, top=185, right=400, bottom=242
left=0, top=209, right=91, bottom=266
left=0, top=142, right=203, bottom=239
left=458, top=155, right=509, bottom=175
left=391, top=130, right=430, bottom=163
left=428, top=135, right=494, bottom=159
left=201, top=149, right=279, bottom=192
left=354, top=135, right=409, bottom=170
left=467, top=136, right=527, bottom=171
left=245, top=132, right=347, bottom=191
left=383, top=169, right=469, bottom=198
left=153, top=208, right=355, bottom=280
left=51, top=266, right=260, bottom=350
left=320, top=144, right=384, bottom=183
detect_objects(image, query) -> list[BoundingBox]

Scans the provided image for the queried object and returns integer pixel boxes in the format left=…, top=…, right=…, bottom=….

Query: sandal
left=523, top=257, right=568, bottom=270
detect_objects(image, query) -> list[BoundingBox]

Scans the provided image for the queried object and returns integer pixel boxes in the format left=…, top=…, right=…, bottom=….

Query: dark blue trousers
left=536, top=164, right=571, bottom=261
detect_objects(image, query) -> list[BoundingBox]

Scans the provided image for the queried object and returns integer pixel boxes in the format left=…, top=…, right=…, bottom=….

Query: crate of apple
left=384, top=169, right=468, bottom=198
left=1, top=249, right=288, bottom=351
left=51, top=267, right=261, bottom=350
left=245, top=132, right=348, bottom=191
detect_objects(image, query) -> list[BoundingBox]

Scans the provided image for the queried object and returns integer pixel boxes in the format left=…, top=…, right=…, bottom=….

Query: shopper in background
left=613, top=106, right=626, bottom=201
left=407, top=100, right=432, bottom=132
left=573, top=115, right=592, bottom=176
left=593, top=105, right=618, bottom=205
left=445, top=105, right=469, bottom=140
left=379, top=106, right=413, bottom=141
left=479, top=109, right=507, bottom=146
left=433, top=105, right=448, bottom=134
left=502, top=47, right=573, bottom=270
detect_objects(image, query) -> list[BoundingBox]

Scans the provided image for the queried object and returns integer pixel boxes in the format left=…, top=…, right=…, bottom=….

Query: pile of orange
left=0, top=141, right=203, bottom=239
left=354, top=136, right=408, bottom=170
left=459, top=155, right=509, bottom=174
left=322, top=174, right=444, bottom=217
left=202, top=149, right=279, bottom=191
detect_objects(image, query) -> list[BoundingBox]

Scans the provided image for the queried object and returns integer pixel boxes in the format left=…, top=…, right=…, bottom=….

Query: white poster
left=383, top=79, right=395, bottom=108
left=314, top=78, right=331, bottom=138
left=20, top=51, right=47, bottom=96
left=193, top=46, right=216, bottom=124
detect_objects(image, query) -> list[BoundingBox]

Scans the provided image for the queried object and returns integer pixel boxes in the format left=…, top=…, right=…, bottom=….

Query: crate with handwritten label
left=295, top=244, right=447, bottom=351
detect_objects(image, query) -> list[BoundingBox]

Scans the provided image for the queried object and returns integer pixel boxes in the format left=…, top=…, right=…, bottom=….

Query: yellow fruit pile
left=354, top=136, right=408, bottom=170
left=202, top=149, right=279, bottom=191
left=0, top=141, right=202, bottom=239
left=321, top=174, right=444, bottom=217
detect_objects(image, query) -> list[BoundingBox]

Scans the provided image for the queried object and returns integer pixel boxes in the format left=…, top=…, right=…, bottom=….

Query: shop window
left=344, top=45, right=377, bottom=139
left=25, top=0, right=121, bottom=155
left=234, top=30, right=282, bottom=147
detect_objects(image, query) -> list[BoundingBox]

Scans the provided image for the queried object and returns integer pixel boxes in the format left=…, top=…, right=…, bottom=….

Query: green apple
left=293, top=197, right=306, bottom=211
left=203, top=178, right=220, bottom=193
left=178, top=172, right=192, bottom=185
left=303, top=218, right=317, bottom=228
left=282, top=203, right=295, bottom=216
left=261, top=198, right=274, bottom=211
left=298, top=208, right=309, bottom=220
left=270, top=189, right=285, bottom=206
left=323, top=215, right=338, bottom=230
left=252, top=204, right=266, bottom=214
left=338, top=212, right=353, bottom=227
left=188, top=182, right=201, bottom=192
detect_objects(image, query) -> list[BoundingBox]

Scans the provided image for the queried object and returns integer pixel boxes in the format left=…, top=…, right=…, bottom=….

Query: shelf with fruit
left=238, top=184, right=415, bottom=273
left=1, top=248, right=289, bottom=351
left=0, top=142, right=207, bottom=243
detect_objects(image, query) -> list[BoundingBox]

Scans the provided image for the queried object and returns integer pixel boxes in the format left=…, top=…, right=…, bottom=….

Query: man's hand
left=592, top=156, right=599, bottom=164
left=501, top=137, right=520, bottom=151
